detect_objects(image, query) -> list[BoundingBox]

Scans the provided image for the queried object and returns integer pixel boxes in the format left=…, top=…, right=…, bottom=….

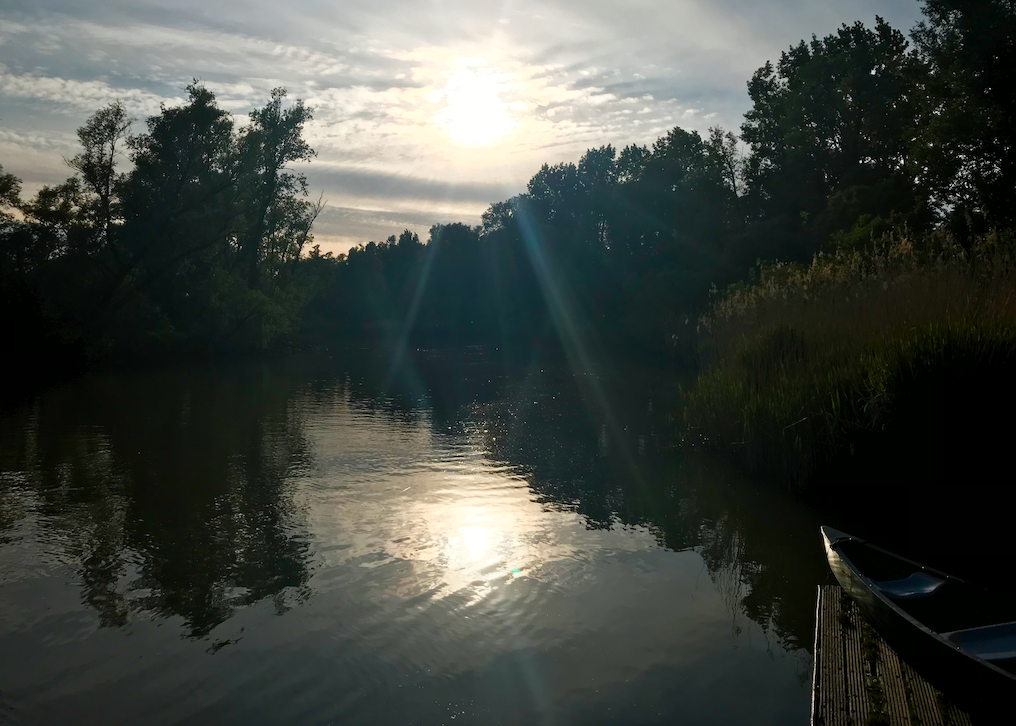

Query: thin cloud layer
left=0, top=0, right=922, bottom=253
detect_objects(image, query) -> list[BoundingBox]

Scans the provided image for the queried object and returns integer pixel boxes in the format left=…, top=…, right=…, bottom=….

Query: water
left=0, top=351, right=829, bottom=724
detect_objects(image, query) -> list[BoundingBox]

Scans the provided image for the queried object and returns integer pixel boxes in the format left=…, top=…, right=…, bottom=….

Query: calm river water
left=0, top=350, right=830, bottom=724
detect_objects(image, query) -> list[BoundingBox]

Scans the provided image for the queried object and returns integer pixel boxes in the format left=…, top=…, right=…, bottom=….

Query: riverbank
left=680, top=230, right=1016, bottom=585
left=683, top=231, right=1016, bottom=489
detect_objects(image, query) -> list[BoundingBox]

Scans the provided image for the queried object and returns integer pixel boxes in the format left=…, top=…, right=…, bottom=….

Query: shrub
left=683, top=230, right=1016, bottom=486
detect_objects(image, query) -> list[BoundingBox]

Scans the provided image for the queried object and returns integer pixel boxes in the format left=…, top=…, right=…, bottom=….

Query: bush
left=683, top=230, right=1016, bottom=487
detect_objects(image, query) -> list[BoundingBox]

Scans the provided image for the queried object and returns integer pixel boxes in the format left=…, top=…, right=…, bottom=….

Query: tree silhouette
left=913, top=0, right=1016, bottom=231
left=3, top=8, right=1016, bottom=371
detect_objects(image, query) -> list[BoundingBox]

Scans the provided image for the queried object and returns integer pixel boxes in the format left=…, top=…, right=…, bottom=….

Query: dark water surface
left=0, top=351, right=829, bottom=724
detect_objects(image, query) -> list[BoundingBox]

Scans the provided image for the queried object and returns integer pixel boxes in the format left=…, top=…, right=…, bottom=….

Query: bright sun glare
left=459, top=526, right=489, bottom=561
left=433, top=59, right=517, bottom=147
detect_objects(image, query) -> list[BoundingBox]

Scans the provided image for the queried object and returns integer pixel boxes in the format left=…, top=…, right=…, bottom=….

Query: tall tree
left=705, top=127, right=745, bottom=204
left=0, top=163, right=20, bottom=221
left=236, top=88, right=316, bottom=290
left=119, top=84, right=236, bottom=300
left=742, top=17, right=926, bottom=246
left=67, top=101, right=134, bottom=256
left=912, top=0, right=1016, bottom=228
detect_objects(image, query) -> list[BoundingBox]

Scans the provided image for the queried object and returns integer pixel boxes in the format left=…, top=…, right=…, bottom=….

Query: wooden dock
left=812, top=584, right=974, bottom=726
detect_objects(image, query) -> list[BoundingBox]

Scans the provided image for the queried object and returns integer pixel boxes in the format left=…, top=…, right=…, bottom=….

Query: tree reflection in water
left=0, top=350, right=827, bottom=655
left=0, top=362, right=313, bottom=637
left=342, top=349, right=828, bottom=656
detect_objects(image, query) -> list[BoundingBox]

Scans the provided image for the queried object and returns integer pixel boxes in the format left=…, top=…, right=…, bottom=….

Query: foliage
left=741, top=17, right=931, bottom=256
left=0, top=163, right=22, bottom=219
left=304, top=128, right=746, bottom=353
left=4, top=4, right=1016, bottom=381
left=685, top=231, right=1016, bottom=485
left=912, top=0, right=1016, bottom=229
left=305, top=11, right=990, bottom=356
left=1, top=84, right=325, bottom=364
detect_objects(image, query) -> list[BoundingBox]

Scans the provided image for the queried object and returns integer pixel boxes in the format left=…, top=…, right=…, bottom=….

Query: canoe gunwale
left=820, top=525, right=1016, bottom=715
left=822, top=526, right=1015, bottom=681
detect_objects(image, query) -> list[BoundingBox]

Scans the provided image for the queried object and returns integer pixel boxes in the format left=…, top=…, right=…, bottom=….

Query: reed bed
left=683, top=230, right=1016, bottom=487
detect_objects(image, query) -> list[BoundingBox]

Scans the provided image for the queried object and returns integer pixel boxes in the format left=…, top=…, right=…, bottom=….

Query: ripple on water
left=0, top=356, right=819, bottom=725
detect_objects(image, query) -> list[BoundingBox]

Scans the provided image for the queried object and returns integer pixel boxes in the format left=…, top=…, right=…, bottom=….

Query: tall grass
left=683, top=230, right=1016, bottom=487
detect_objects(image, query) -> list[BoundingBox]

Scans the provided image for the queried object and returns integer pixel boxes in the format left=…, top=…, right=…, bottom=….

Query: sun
left=433, top=59, right=517, bottom=146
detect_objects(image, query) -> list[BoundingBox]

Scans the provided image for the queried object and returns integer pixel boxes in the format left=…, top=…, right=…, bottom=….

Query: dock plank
left=841, top=592, right=869, bottom=725
left=812, top=587, right=823, bottom=726
left=812, top=585, right=974, bottom=726
left=825, top=584, right=847, bottom=725
left=875, top=637, right=912, bottom=726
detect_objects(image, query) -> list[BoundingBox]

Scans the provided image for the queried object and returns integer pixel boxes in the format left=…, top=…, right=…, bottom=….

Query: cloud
left=0, top=69, right=180, bottom=115
left=0, top=126, right=77, bottom=154
left=308, top=166, right=511, bottom=206
left=0, top=0, right=926, bottom=246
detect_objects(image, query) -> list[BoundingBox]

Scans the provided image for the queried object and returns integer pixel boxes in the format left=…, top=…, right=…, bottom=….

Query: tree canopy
left=3, top=4, right=1016, bottom=370
left=2, top=84, right=324, bottom=364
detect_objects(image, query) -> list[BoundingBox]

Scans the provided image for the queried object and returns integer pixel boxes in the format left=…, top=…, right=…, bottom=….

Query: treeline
left=3, top=1, right=1015, bottom=367
left=680, top=1, right=1016, bottom=499
left=304, top=2, right=1016, bottom=354
left=1, top=85, right=324, bottom=367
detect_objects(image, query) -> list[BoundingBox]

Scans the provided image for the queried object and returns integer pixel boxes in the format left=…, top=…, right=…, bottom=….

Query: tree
left=0, top=164, right=28, bottom=268
left=742, top=17, right=927, bottom=246
left=3, top=84, right=326, bottom=363
left=615, top=144, right=649, bottom=184
left=21, top=178, right=88, bottom=263
left=120, top=85, right=236, bottom=289
left=0, top=163, right=21, bottom=221
left=705, top=127, right=745, bottom=202
left=236, top=88, right=316, bottom=290
left=578, top=145, right=617, bottom=249
left=912, top=0, right=1016, bottom=229
left=67, top=101, right=134, bottom=254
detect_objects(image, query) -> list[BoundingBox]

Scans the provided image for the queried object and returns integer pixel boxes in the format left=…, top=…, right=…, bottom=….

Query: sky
left=0, top=0, right=924, bottom=254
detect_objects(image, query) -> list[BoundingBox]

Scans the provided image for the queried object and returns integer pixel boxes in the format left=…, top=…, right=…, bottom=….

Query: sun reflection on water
left=458, top=526, right=490, bottom=561
left=306, top=406, right=661, bottom=619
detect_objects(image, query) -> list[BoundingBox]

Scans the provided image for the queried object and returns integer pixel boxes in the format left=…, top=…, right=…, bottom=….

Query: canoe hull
left=822, top=527, right=1014, bottom=717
